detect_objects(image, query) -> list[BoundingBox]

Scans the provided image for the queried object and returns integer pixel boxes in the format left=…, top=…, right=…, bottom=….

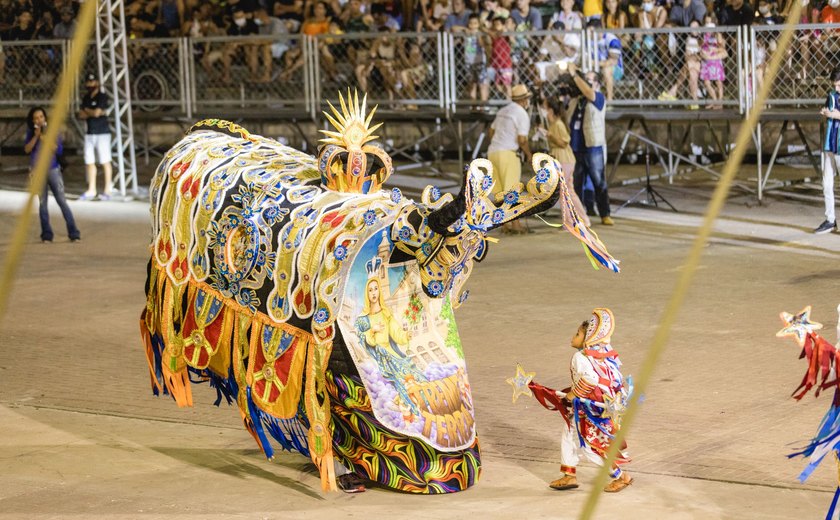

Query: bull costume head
left=141, top=90, right=618, bottom=494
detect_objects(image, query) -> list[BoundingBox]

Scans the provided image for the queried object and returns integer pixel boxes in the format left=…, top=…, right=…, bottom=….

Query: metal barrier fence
left=189, top=34, right=311, bottom=113
left=0, top=26, right=835, bottom=115
left=750, top=23, right=838, bottom=109
left=0, top=40, right=68, bottom=107
left=311, top=31, right=445, bottom=112
left=590, top=26, right=745, bottom=110
left=448, top=29, right=586, bottom=109
left=129, top=37, right=187, bottom=113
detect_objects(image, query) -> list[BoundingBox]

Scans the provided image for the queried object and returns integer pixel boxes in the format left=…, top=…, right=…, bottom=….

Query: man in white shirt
left=487, top=83, right=533, bottom=234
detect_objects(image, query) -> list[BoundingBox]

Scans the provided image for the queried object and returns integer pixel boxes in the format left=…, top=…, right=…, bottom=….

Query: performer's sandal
left=603, top=473, right=633, bottom=493
left=337, top=473, right=367, bottom=493
left=549, top=475, right=579, bottom=490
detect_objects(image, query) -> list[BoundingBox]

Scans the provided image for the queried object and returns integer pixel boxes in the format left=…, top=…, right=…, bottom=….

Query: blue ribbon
left=826, top=482, right=840, bottom=520
left=572, top=397, right=614, bottom=448
left=789, top=405, right=840, bottom=482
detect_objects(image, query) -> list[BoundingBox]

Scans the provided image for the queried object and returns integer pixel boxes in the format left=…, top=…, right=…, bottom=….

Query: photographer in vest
left=566, top=62, right=613, bottom=226
left=487, top=83, right=533, bottom=234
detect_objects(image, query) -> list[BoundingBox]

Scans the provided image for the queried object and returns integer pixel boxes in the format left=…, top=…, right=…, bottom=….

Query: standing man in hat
left=567, top=62, right=613, bottom=225
left=487, top=83, right=533, bottom=234
left=77, top=73, right=113, bottom=201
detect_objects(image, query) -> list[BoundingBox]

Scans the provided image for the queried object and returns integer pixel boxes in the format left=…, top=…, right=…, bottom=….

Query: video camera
left=556, top=67, right=581, bottom=99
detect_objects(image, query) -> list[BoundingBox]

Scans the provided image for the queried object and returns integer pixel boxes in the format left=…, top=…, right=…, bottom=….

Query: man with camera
left=565, top=62, right=613, bottom=226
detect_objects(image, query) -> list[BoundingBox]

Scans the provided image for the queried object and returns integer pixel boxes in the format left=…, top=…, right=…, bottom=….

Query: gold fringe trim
left=142, top=263, right=337, bottom=489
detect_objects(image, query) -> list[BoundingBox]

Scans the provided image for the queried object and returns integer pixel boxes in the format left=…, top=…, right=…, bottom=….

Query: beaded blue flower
left=481, top=175, right=493, bottom=191
left=313, top=308, right=330, bottom=324
left=398, top=226, right=412, bottom=241
left=263, top=206, right=279, bottom=222
left=430, top=186, right=441, bottom=201
left=238, top=289, right=254, bottom=309
left=334, top=244, right=347, bottom=261
left=427, top=280, right=444, bottom=296
left=492, top=209, right=505, bottom=224
left=535, top=168, right=550, bottom=184
left=503, top=190, right=520, bottom=205
left=391, top=188, right=402, bottom=203
left=363, top=210, right=377, bottom=226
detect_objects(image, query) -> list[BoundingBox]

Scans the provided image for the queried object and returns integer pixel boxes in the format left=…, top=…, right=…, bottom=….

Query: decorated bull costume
left=140, top=91, right=619, bottom=493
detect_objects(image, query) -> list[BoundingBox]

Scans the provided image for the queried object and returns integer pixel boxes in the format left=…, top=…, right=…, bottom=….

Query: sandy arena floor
left=1, top=162, right=839, bottom=518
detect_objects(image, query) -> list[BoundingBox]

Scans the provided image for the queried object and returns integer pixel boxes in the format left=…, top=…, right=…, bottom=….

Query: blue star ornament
left=776, top=306, right=823, bottom=347
left=506, top=363, right=536, bottom=403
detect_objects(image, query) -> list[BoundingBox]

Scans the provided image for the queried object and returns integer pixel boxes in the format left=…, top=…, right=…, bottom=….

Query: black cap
left=84, top=73, right=98, bottom=82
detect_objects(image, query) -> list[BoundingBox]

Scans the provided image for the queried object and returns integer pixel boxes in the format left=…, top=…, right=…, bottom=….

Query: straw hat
left=511, top=84, right=531, bottom=101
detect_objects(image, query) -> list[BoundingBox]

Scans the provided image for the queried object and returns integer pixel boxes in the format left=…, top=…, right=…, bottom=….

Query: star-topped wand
left=776, top=305, right=823, bottom=347
left=506, top=364, right=622, bottom=418
left=505, top=363, right=535, bottom=403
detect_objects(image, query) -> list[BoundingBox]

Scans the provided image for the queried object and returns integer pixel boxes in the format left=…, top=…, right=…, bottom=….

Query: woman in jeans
left=23, top=106, right=81, bottom=243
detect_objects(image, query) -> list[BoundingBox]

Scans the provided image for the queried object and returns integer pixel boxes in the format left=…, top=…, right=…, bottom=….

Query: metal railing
left=0, top=39, right=69, bottom=107
left=189, top=34, right=311, bottom=112
left=311, top=31, right=445, bottom=111
left=750, top=23, right=839, bottom=109
left=128, top=37, right=188, bottom=113
left=447, top=29, right=586, bottom=109
left=590, top=25, right=745, bottom=110
left=0, top=26, right=834, bottom=116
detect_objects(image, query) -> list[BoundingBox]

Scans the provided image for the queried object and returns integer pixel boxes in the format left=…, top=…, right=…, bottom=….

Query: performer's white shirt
left=488, top=102, right=530, bottom=154
left=570, top=345, right=622, bottom=402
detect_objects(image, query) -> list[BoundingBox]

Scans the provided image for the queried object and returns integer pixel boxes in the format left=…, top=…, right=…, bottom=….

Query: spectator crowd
left=1, top=0, right=838, bottom=104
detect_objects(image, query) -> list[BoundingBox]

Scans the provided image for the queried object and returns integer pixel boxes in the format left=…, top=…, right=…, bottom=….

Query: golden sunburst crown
left=316, top=89, right=393, bottom=194
left=319, top=89, right=383, bottom=150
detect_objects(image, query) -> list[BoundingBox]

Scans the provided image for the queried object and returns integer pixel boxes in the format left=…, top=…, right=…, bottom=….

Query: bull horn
left=427, top=171, right=468, bottom=237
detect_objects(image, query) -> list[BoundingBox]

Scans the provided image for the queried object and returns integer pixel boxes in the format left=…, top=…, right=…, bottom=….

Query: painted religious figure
left=338, top=229, right=476, bottom=452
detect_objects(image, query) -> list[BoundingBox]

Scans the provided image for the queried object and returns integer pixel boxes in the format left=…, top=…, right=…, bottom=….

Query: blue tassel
left=261, top=414, right=310, bottom=457
left=205, top=369, right=237, bottom=406
left=789, top=406, right=840, bottom=482
left=826, top=484, right=840, bottom=520
left=587, top=247, right=619, bottom=273
left=262, top=415, right=295, bottom=452
left=245, top=386, right=275, bottom=460
left=149, top=333, right=167, bottom=397
left=187, top=367, right=210, bottom=384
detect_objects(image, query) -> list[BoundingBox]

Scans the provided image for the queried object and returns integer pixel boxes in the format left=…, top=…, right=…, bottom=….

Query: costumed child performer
left=549, top=307, right=632, bottom=493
